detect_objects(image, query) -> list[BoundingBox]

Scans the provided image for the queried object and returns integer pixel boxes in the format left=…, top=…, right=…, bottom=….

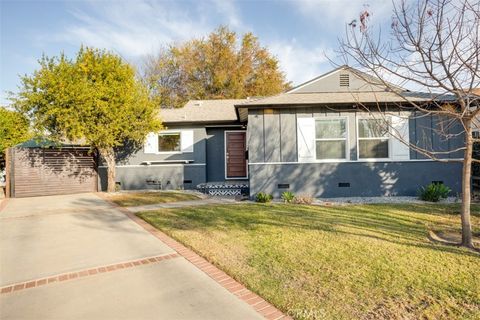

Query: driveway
left=0, top=193, right=265, bottom=320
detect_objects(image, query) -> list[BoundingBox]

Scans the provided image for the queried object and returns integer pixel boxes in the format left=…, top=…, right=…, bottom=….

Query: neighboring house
left=99, top=66, right=463, bottom=198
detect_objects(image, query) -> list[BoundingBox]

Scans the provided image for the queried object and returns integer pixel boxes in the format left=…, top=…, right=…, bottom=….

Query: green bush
left=281, top=191, right=295, bottom=203
left=255, top=192, right=273, bottom=203
left=418, top=183, right=451, bottom=202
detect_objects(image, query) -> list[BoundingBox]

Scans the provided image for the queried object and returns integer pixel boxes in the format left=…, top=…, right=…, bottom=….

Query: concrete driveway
left=0, top=193, right=267, bottom=320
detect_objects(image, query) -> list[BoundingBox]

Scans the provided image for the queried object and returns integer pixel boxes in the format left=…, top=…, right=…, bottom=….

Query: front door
left=225, top=131, right=247, bottom=179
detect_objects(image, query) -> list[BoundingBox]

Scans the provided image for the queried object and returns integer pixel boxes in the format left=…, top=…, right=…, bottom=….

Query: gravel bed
left=312, top=196, right=459, bottom=205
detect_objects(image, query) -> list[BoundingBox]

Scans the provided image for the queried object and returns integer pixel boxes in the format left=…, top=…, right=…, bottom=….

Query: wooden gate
left=10, top=148, right=97, bottom=198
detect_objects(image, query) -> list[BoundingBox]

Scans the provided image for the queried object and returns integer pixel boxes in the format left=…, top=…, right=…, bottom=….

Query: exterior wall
left=98, top=125, right=245, bottom=191
left=247, top=106, right=464, bottom=197
left=98, top=164, right=205, bottom=191
left=98, top=125, right=207, bottom=191
left=249, top=161, right=462, bottom=198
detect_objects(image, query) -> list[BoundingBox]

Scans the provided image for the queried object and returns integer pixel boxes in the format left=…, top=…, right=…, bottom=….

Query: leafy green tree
left=0, top=107, right=30, bottom=153
left=0, top=107, right=30, bottom=169
left=144, top=26, right=291, bottom=108
left=13, top=47, right=162, bottom=192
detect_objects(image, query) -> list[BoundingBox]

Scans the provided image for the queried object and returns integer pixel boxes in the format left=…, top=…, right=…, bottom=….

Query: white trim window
left=315, top=118, right=348, bottom=160
left=357, top=118, right=390, bottom=159
left=158, top=132, right=181, bottom=153
left=144, top=129, right=194, bottom=154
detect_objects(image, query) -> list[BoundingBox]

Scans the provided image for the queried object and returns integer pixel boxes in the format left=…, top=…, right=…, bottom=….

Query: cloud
left=47, top=0, right=238, bottom=59
left=268, top=39, right=333, bottom=85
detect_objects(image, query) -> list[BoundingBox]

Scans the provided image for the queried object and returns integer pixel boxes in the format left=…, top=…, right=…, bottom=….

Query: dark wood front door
left=225, top=131, right=247, bottom=178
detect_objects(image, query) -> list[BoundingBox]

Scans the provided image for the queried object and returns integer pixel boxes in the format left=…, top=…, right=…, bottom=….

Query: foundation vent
left=277, top=184, right=290, bottom=189
left=338, top=182, right=350, bottom=188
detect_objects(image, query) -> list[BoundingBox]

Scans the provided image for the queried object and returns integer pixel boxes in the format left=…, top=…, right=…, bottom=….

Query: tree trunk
left=461, top=119, right=474, bottom=248
left=99, top=147, right=116, bottom=193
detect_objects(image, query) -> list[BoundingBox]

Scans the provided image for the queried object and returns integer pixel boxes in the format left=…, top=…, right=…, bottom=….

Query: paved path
left=0, top=193, right=283, bottom=320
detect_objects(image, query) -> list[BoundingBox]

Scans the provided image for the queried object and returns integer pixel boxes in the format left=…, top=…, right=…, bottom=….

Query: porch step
left=196, top=182, right=249, bottom=196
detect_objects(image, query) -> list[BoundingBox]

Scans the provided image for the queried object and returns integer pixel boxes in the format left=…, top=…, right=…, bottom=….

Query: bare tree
left=338, top=0, right=479, bottom=249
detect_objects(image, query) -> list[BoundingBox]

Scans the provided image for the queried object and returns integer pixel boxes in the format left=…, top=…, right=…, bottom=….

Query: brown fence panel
left=12, top=147, right=97, bottom=198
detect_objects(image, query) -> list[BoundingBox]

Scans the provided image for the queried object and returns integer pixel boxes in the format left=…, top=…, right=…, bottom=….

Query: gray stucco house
left=99, top=66, right=463, bottom=198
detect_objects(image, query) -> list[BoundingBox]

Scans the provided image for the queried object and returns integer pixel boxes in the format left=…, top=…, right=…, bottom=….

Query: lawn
left=104, top=191, right=201, bottom=207
left=138, top=203, right=480, bottom=320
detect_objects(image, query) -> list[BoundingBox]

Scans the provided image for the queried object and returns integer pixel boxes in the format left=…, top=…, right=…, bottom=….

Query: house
left=98, top=66, right=464, bottom=198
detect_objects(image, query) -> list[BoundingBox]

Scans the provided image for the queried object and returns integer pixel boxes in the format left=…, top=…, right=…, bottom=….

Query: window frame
left=356, top=117, right=391, bottom=160
left=314, top=116, right=349, bottom=162
left=157, top=131, right=182, bottom=154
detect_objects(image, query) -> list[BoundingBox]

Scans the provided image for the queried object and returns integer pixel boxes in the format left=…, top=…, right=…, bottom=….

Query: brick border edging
left=0, top=198, right=9, bottom=213
left=1, top=253, right=179, bottom=295
left=96, top=192, right=291, bottom=320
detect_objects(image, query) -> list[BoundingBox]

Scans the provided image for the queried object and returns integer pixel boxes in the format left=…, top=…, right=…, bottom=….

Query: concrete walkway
left=126, top=197, right=239, bottom=213
left=0, top=193, right=269, bottom=320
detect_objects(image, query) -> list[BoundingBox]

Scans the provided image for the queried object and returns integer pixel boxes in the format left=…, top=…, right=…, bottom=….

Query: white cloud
left=46, top=0, right=227, bottom=59
left=268, top=39, right=333, bottom=85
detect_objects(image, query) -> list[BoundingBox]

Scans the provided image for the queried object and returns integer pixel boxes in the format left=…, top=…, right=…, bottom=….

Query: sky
left=0, top=0, right=394, bottom=105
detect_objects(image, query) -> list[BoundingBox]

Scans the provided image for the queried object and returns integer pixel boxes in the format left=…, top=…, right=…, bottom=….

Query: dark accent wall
left=98, top=165, right=206, bottom=191
left=249, top=161, right=462, bottom=198
left=108, top=126, right=207, bottom=166
left=248, top=107, right=464, bottom=163
left=98, top=125, right=208, bottom=191
left=205, top=127, right=245, bottom=182
left=247, top=106, right=464, bottom=197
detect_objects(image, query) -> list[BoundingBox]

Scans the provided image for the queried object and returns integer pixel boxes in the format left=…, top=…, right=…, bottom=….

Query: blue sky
left=0, top=0, right=393, bottom=105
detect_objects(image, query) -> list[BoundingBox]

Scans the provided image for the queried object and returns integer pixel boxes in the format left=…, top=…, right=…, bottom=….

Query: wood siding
left=12, top=148, right=97, bottom=198
left=247, top=107, right=464, bottom=163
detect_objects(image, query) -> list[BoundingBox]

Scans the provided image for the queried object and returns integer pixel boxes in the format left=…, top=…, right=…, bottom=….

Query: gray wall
left=249, top=161, right=462, bottom=198
left=247, top=106, right=464, bottom=197
left=98, top=125, right=208, bottom=191
left=205, top=127, right=245, bottom=182
left=98, top=165, right=206, bottom=191
left=98, top=125, right=246, bottom=191
left=248, top=107, right=464, bottom=163
left=113, top=126, right=207, bottom=165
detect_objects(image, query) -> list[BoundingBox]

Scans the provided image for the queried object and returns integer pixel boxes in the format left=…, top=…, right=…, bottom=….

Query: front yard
left=138, top=203, right=480, bottom=320
left=103, top=191, right=201, bottom=207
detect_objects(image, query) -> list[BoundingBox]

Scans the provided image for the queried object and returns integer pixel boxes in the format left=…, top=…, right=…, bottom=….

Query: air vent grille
left=339, top=74, right=350, bottom=87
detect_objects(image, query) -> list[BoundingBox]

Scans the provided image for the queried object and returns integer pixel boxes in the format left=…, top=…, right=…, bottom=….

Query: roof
left=235, top=66, right=459, bottom=122
left=160, top=99, right=246, bottom=124
left=235, top=91, right=456, bottom=121
left=239, top=91, right=442, bottom=106
left=286, top=65, right=405, bottom=94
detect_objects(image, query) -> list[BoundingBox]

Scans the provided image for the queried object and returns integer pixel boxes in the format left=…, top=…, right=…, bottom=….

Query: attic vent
left=339, top=74, right=350, bottom=87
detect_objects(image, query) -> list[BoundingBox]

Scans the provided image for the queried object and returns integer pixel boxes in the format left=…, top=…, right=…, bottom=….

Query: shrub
left=418, top=183, right=451, bottom=202
left=281, top=191, right=295, bottom=203
left=255, top=192, right=273, bottom=203
left=293, top=195, right=314, bottom=205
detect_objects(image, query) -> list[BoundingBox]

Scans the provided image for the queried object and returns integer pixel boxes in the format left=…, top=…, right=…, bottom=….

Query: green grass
left=105, top=191, right=201, bottom=207
left=138, top=203, right=480, bottom=320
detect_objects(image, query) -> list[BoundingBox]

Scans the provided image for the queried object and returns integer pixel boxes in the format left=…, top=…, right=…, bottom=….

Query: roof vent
left=339, top=74, right=350, bottom=87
